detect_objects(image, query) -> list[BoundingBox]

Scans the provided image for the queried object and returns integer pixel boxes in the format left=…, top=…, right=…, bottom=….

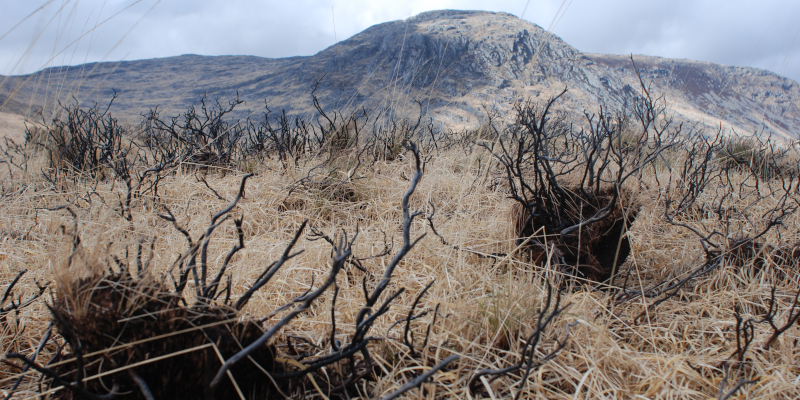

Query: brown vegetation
left=1, top=78, right=799, bottom=399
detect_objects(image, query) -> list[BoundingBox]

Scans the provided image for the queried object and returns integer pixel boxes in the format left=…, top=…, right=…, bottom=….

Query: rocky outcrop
left=1, top=10, right=798, bottom=138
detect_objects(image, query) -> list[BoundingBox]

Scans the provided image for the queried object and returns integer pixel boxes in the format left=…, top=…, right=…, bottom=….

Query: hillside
left=1, top=9, right=799, bottom=138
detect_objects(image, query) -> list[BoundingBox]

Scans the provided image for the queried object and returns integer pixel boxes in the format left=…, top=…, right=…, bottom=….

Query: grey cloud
left=551, top=0, right=800, bottom=81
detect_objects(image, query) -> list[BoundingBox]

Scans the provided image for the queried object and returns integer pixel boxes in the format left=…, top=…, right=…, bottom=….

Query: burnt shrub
left=484, top=84, right=676, bottom=285
left=141, top=94, right=247, bottom=169
left=717, top=131, right=799, bottom=181
left=26, top=95, right=136, bottom=183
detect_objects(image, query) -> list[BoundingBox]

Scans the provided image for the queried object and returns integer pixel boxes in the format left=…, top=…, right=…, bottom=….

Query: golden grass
left=0, top=146, right=799, bottom=399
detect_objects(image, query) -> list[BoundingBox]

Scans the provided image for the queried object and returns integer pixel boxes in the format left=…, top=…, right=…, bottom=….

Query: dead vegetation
left=1, top=71, right=799, bottom=399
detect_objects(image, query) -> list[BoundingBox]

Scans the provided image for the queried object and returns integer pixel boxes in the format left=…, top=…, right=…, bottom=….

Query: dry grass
left=0, top=142, right=799, bottom=399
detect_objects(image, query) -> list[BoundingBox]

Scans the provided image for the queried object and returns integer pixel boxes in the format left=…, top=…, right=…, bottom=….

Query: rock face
left=1, top=10, right=799, bottom=138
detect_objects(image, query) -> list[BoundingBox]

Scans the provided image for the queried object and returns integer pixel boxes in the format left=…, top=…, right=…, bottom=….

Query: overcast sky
left=2, top=0, right=799, bottom=82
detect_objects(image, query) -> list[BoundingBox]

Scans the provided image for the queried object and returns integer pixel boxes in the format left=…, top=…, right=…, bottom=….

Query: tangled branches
left=4, top=142, right=465, bottom=399
left=482, top=70, right=677, bottom=283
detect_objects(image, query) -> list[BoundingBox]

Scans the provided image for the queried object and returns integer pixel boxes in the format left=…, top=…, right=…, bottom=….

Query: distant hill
left=1, top=10, right=798, bottom=139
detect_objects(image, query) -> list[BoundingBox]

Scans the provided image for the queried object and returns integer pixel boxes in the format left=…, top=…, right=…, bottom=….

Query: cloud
left=552, top=0, right=800, bottom=80
left=1, top=0, right=799, bottom=82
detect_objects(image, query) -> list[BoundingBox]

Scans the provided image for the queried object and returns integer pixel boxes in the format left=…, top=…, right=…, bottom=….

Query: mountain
left=1, top=10, right=799, bottom=139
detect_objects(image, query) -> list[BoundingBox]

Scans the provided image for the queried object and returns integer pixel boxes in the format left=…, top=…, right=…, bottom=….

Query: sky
left=1, top=0, right=799, bottom=82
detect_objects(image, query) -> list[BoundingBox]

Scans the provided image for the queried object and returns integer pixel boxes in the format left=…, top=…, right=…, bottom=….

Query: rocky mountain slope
left=1, top=10, right=798, bottom=138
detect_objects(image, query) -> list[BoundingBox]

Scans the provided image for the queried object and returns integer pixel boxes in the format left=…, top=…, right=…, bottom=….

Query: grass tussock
left=51, top=271, right=280, bottom=399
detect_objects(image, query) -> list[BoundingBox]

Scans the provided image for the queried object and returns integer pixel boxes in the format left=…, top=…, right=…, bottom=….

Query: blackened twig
left=762, top=286, right=800, bottom=349
left=210, top=228, right=350, bottom=389
left=380, top=355, right=460, bottom=400
left=7, top=353, right=120, bottom=400
left=403, top=280, right=435, bottom=357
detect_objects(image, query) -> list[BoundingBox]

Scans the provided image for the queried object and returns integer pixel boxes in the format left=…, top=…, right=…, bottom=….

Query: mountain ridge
left=1, top=9, right=798, bottom=138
